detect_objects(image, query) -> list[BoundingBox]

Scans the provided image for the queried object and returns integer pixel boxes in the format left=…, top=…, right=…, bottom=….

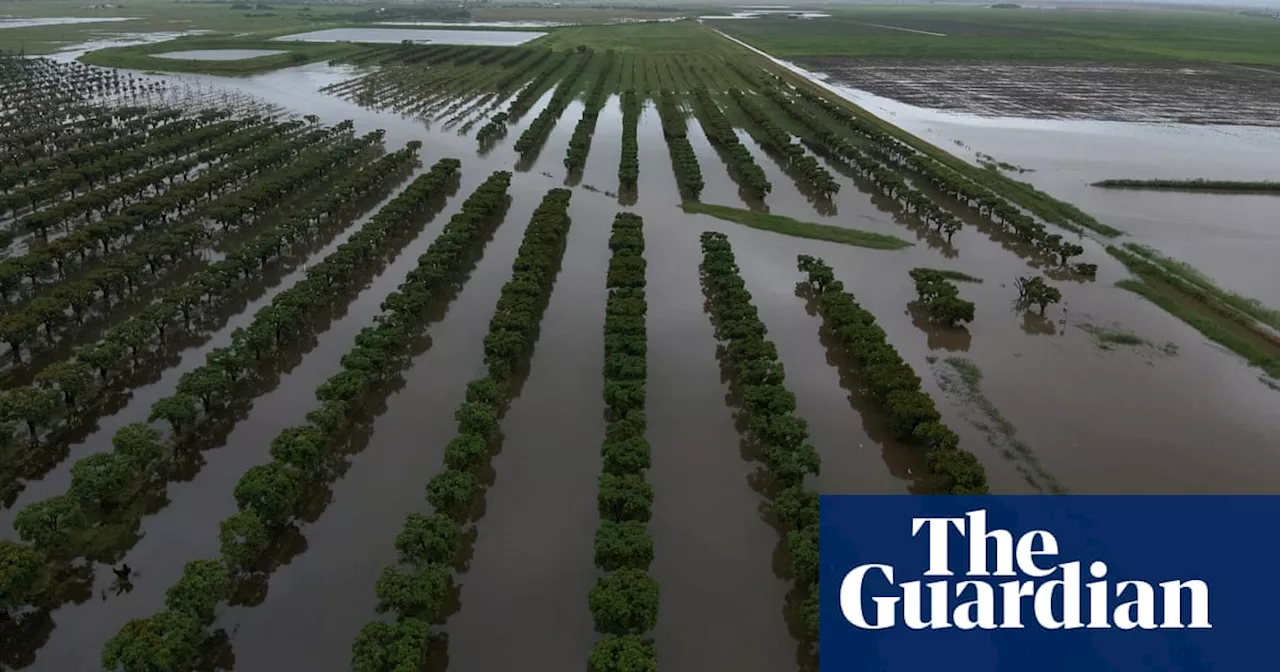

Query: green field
left=681, top=202, right=912, bottom=250
left=715, top=5, right=1280, bottom=65
left=0, top=0, right=361, bottom=54
left=530, top=19, right=738, bottom=54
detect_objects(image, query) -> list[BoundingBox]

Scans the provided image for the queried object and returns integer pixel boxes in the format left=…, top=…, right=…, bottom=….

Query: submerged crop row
left=97, top=160, right=495, bottom=671
left=565, top=50, right=618, bottom=174
left=351, top=187, right=572, bottom=671
left=655, top=92, right=704, bottom=201
left=0, top=129, right=392, bottom=503
left=589, top=213, right=659, bottom=671
left=690, top=89, right=770, bottom=200
left=514, top=50, right=597, bottom=160
left=4, top=152, right=450, bottom=644
left=797, top=255, right=988, bottom=494
left=699, top=232, right=821, bottom=647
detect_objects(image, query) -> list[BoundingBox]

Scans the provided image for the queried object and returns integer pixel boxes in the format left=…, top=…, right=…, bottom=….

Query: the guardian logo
left=840, top=509, right=1212, bottom=631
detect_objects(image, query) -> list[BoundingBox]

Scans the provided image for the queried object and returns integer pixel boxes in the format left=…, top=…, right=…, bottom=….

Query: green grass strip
left=1114, top=277, right=1280, bottom=379
left=681, top=202, right=911, bottom=250
left=1093, top=179, right=1280, bottom=193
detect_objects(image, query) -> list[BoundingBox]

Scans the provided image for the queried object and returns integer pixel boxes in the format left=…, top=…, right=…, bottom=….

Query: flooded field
left=275, top=27, right=546, bottom=46
left=4, top=22, right=1279, bottom=672
left=153, top=49, right=285, bottom=61
left=785, top=57, right=1280, bottom=306
left=0, top=17, right=135, bottom=29
left=799, top=58, right=1280, bottom=126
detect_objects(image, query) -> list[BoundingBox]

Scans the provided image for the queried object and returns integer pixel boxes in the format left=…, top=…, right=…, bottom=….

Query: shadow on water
left=445, top=194, right=605, bottom=671
left=906, top=301, right=972, bottom=352
left=701, top=273, right=817, bottom=672
left=796, top=284, right=933, bottom=494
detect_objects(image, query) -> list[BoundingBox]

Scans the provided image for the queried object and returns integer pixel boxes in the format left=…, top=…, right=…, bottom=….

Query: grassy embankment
left=78, top=33, right=366, bottom=75
left=681, top=203, right=911, bottom=250
left=1092, top=179, right=1280, bottom=194
left=716, top=5, right=1280, bottom=66
left=1107, top=244, right=1280, bottom=378
left=914, top=268, right=982, bottom=283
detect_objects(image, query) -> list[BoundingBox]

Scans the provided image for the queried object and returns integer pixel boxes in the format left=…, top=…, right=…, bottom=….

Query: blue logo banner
left=819, top=495, right=1280, bottom=671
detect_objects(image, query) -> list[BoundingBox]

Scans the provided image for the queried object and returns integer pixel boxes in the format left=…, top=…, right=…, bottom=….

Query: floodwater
left=275, top=27, right=546, bottom=46
left=0, top=17, right=135, bottom=29
left=378, top=20, right=570, bottom=28
left=153, top=49, right=286, bottom=61
left=721, top=29, right=1280, bottom=308
left=11, top=41, right=1280, bottom=671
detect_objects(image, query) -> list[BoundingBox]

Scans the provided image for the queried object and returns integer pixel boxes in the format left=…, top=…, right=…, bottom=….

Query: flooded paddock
left=274, top=27, right=546, bottom=46
left=153, top=49, right=287, bottom=61
left=5, top=31, right=1280, bottom=672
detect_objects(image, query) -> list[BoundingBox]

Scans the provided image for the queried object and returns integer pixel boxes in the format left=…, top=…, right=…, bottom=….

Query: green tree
left=101, top=610, right=204, bottom=672
left=454, top=401, right=497, bottom=437
left=597, top=473, right=653, bottom=523
left=0, top=540, right=43, bottom=613
left=788, top=526, right=819, bottom=585
left=594, top=520, right=654, bottom=571
left=219, top=510, right=269, bottom=570
left=425, top=469, right=476, bottom=518
left=464, top=377, right=502, bottom=406
left=148, top=395, right=197, bottom=435
left=70, top=452, right=137, bottom=508
left=588, top=568, right=659, bottom=636
left=373, top=564, right=451, bottom=620
left=395, top=513, right=460, bottom=566
left=34, top=360, right=94, bottom=412
left=233, top=462, right=301, bottom=525
left=268, top=426, right=327, bottom=477
left=111, top=423, right=163, bottom=467
left=2, top=386, right=59, bottom=441
left=588, top=635, right=657, bottom=672
left=165, top=559, right=229, bottom=623
left=176, top=367, right=231, bottom=410
left=443, top=434, right=487, bottom=472
left=927, top=295, right=976, bottom=327
left=601, top=436, right=650, bottom=476
left=350, top=618, right=433, bottom=672
left=14, top=494, right=86, bottom=549
left=79, top=340, right=127, bottom=379
left=773, top=486, right=819, bottom=530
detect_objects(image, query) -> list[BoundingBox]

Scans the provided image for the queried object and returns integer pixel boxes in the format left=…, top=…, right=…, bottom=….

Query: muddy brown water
left=11, top=56, right=1280, bottom=671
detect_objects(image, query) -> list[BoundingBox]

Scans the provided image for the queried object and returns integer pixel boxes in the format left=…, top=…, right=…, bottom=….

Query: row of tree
left=910, top=268, right=976, bottom=327
left=1, top=112, right=244, bottom=219
left=758, top=86, right=965, bottom=243
left=1, top=107, right=186, bottom=195
left=654, top=91, right=704, bottom=200
left=8, top=149, right=440, bottom=577
left=0, top=137, right=409, bottom=500
left=507, top=51, right=574, bottom=119
left=784, top=86, right=1097, bottom=277
left=727, top=89, right=840, bottom=197
left=100, top=160, right=499, bottom=672
left=514, top=49, right=596, bottom=159
left=700, top=232, right=822, bottom=642
left=589, top=212, right=659, bottom=671
left=690, top=89, right=771, bottom=200
left=797, top=255, right=988, bottom=494
left=0, top=127, right=371, bottom=368
left=565, top=50, right=618, bottom=173
left=618, top=90, right=641, bottom=191
left=0, top=124, right=350, bottom=362
left=350, top=186, right=570, bottom=671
